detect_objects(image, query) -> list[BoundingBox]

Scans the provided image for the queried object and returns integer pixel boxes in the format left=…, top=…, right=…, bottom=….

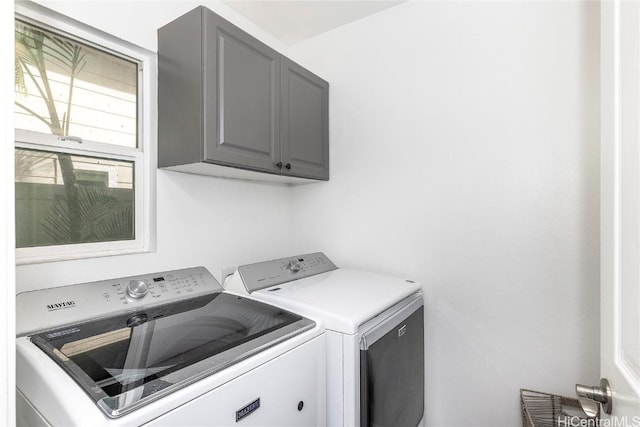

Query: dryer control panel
left=238, top=252, right=338, bottom=293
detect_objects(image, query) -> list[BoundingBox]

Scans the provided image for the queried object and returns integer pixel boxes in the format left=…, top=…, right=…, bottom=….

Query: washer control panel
left=96, top=268, right=214, bottom=306
left=238, top=252, right=338, bottom=293
left=16, top=266, right=222, bottom=336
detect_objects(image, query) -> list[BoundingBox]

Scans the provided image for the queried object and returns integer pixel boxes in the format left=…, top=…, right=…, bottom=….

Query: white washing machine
left=225, top=253, right=424, bottom=427
left=16, top=267, right=325, bottom=426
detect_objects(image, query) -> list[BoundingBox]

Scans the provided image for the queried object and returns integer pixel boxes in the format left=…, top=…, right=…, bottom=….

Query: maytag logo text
left=46, top=301, right=76, bottom=311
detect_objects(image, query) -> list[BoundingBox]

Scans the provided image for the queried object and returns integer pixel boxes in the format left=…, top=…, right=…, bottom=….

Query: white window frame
left=14, top=3, right=157, bottom=265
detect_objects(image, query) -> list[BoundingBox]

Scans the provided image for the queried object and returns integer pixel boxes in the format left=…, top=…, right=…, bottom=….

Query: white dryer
left=225, top=253, right=424, bottom=427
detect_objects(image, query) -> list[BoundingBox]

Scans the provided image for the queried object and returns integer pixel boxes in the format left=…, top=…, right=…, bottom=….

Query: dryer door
left=359, top=295, right=424, bottom=427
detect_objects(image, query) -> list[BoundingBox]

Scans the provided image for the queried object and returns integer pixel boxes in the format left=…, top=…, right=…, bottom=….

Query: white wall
left=16, top=0, right=295, bottom=292
left=287, top=2, right=600, bottom=426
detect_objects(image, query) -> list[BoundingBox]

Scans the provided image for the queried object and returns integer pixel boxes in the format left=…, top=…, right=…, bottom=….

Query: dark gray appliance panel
left=360, top=306, right=424, bottom=427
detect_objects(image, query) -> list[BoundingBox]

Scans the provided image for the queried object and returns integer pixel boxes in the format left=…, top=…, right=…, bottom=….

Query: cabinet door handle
left=285, top=163, right=292, bottom=170
left=276, top=162, right=283, bottom=169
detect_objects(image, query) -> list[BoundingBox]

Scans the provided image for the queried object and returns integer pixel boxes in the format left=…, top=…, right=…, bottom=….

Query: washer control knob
left=288, top=259, right=302, bottom=273
left=127, top=280, right=149, bottom=299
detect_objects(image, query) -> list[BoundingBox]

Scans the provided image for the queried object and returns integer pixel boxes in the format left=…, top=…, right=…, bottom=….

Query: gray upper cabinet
left=281, top=58, right=329, bottom=180
left=158, top=6, right=329, bottom=182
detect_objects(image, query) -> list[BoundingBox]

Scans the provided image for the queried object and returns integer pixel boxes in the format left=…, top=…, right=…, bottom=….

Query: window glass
left=14, top=14, right=147, bottom=257
left=15, top=19, right=138, bottom=147
left=15, top=148, right=134, bottom=248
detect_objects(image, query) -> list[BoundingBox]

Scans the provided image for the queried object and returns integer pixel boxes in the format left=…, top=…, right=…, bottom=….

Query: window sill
left=16, top=242, right=157, bottom=266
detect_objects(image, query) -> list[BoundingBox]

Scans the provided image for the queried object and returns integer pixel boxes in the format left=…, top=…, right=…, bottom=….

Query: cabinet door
left=280, top=58, right=329, bottom=180
left=158, top=7, right=204, bottom=168
left=203, top=9, right=281, bottom=173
